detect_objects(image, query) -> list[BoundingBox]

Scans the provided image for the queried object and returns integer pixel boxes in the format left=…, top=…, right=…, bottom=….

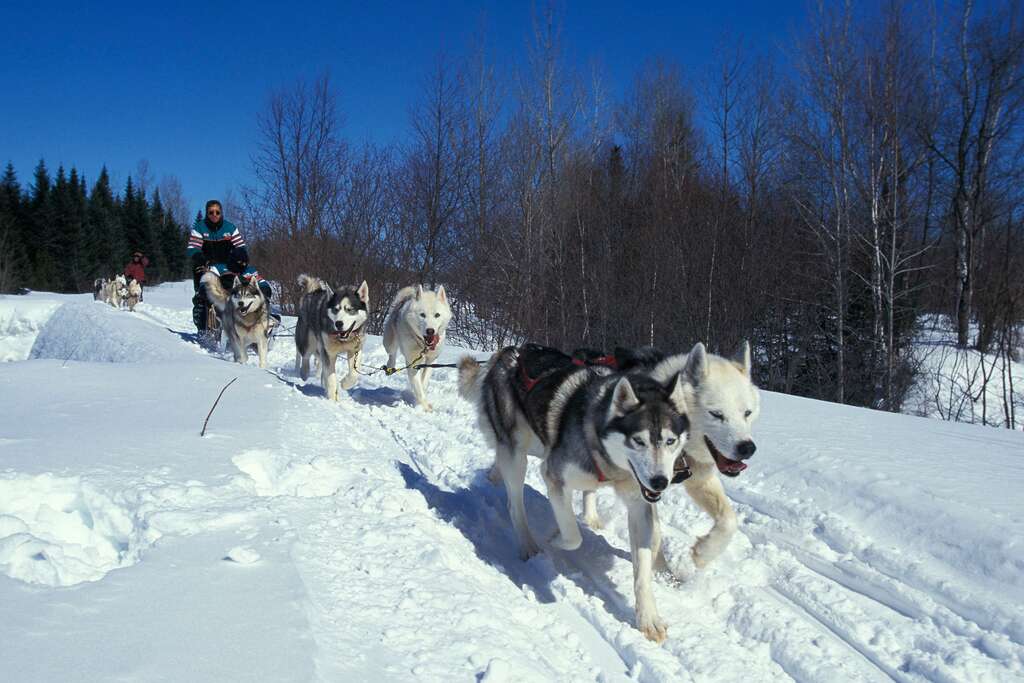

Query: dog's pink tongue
left=715, top=453, right=747, bottom=473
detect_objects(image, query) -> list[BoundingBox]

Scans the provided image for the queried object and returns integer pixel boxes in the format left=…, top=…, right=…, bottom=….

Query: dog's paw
left=583, top=513, right=604, bottom=530
left=637, top=612, right=668, bottom=643
left=418, top=402, right=434, bottom=412
left=691, top=537, right=713, bottom=570
left=549, top=530, right=583, bottom=551
left=340, top=374, right=358, bottom=390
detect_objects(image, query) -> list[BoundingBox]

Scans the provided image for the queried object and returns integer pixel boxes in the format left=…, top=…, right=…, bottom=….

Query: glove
left=191, top=252, right=207, bottom=273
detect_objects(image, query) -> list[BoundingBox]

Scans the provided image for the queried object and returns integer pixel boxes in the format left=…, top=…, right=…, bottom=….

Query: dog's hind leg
left=497, top=443, right=539, bottom=560
left=684, top=475, right=737, bottom=569
left=543, top=465, right=583, bottom=551
left=626, top=498, right=667, bottom=642
left=582, top=491, right=603, bottom=530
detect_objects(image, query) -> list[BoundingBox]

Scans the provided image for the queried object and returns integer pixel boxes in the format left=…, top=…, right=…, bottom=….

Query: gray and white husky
left=581, top=342, right=761, bottom=571
left=295, top=274, right=370, bottom=400
left=457, top=343, right=698, bottom=642
left=382, top=285, right=452, bottom=411
left=124, top=277, right=142, bottom=312
left=200, top=272, right=270, bottom=368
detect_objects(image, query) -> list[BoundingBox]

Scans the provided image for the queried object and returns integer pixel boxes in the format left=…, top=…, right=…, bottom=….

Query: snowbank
left=0, top=298, right=62, bottom=361
left=0, top=473, right=151, bottom=586
left=29, top=301, right=198, bottom=363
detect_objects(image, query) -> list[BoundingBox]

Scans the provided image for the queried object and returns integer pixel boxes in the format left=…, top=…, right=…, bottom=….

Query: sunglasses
left=207, top=209, right=222, bottom=216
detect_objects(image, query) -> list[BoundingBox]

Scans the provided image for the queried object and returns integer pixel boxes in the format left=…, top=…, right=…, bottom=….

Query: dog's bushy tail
left=457, top=355, right=485, bottom=402
left=200, top=271, right=231, bottom=312
left=297, top=273, right=328, bottom=295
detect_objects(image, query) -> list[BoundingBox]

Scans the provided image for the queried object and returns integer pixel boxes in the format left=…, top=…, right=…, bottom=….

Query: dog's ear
left=415, top=284, right=424, bottom=300
left=608, top=377, right=640, bottom=420
left=683, top=342, right=708, bottom=385
left=436, top=284, right=447, bottom=305
left=664, top=372, right=692, bottom=416
left=732, top=340, right=751, bottom=377
left=357, top=280, right=369, bottom=305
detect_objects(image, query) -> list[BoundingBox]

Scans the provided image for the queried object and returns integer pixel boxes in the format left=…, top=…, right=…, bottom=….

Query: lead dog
left=458, top=343, right=698, bottom=642
left=295, top=274, right=369, bottom=400
left=200, top=272, right=270, bottom=368
left=581, top=342, right=760, bottom=570
left=382, top=285, right=452, bottom=411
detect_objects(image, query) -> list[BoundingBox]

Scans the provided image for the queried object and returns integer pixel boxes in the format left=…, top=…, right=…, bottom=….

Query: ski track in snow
left=1, top=284, right=1022, bottom=682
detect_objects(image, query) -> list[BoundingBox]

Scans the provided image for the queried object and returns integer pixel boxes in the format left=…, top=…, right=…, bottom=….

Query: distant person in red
left=124, top=251, right=149, bottom=299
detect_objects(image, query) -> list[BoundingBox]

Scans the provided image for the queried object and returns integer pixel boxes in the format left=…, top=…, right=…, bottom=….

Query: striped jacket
left=187, top=217, right=246, bottom=265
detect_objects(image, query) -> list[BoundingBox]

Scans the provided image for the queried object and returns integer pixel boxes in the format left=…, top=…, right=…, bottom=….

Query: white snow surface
left=0, top=281, right=1022, bottom=682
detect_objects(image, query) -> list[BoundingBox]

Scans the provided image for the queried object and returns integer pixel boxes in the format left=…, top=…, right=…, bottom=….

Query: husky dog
left=581, top=342, right=760, bottom=570
left=382, top=285, right=452, bottom=411
left=458, top=343, right=696, bottom=642
left=124, top=278, right=143, bottom=312
left=93, top=278, right=109, bottom=301
left=104, top=274, right=127, bottom=309
left=295, top=274, right=370, bottom=400
left=200, top=272, right=270, bottom=368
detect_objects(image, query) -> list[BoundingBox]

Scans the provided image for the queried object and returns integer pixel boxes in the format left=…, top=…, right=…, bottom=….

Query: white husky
left=382, top=285, right=452, bottom=411
left=583, top=342, right=760, bottom=570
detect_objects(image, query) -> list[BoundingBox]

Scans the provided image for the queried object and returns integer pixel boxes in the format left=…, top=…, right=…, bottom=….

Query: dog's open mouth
left=423, top=334, right=438, bottom=350
left=705, top=436, right=746, bottom=478
left=333, top=321, right=358, bottom=340
left=629, top=463, right=662, bottom=503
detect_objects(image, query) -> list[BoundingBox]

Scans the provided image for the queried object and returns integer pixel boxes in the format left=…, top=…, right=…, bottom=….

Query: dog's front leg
left=542, top=464, right=583, bottom=551
left=340, top=348, right=360, bottom=390
left=627, top=498, right=667, bottom=642
left=684, top=474, right=737, bottom=569
left=230, top=334, right=246, bottom=364
left=321, top=350, right=338, bottom=401
left=256, top=334, right=267, bottom=369
left=407, top=367, right=432, bottom=411
left=582, top=490, right=603, bottom=529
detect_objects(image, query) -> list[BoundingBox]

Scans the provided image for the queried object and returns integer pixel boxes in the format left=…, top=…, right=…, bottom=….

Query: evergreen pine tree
left=30, top=160, right=58, bottom=289
left=0, top=163, right=29, bottom=288
left=89, top=167, right=123, bottom=277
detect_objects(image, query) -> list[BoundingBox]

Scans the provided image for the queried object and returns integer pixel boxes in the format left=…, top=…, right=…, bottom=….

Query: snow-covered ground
left=905, top=317, right=1024, bottom=430
left=1, top=282, right=1022, bottom=682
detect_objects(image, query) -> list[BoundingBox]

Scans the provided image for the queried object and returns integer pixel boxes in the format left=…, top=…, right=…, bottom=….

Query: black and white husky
left=200, top=272, right=270, bottom=368
left=294, top=274, right=369, bottom=400
left=458, top=343, right=699, bottom=642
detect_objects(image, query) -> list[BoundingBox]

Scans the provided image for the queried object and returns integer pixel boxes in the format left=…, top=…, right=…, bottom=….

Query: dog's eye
left=666, top=437, right=676, bottom=446
left=744, top=410, right=752, bottom=418
left=434, top=313, right=440, bottom=318
left=420, top=312, right=426, bottom=318
left=632, top=436, right=645, bottom=447
left=709, top=411, right=725, bottom=421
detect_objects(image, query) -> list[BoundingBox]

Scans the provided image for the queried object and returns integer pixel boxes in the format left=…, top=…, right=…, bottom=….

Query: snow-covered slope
left=1, top=283, right=1022, bottom=682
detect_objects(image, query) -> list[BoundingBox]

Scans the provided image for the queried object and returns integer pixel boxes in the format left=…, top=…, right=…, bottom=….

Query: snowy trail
left=2, top=283, right=1022, bottom=682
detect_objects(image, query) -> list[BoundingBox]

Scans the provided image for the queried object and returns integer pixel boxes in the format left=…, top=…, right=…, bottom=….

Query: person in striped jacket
left=188, top=199, right=277, bottom=332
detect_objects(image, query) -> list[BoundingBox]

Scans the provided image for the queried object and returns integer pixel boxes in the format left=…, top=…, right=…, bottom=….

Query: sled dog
left=382, top=285, right=452, bottom=411
left=200, top=272, right=270, bottom=368
left=104, top=274, right=127, bottom=309
left=580, top=342, right=761, bottom=571
left=458, top=343, right=697, bottom=642
left=93, top=277, right=109, bottom=302
left=124, top=277, right=143, bottom=312
left=295, top=274, right=370, bottom=400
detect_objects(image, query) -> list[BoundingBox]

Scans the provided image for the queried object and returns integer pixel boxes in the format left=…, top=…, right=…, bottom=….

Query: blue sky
left=0, top=1, right=807, bottom=214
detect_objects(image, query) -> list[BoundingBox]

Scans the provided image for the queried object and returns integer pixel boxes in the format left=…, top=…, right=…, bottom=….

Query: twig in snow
left=201, top=377, right=238, bottom=437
